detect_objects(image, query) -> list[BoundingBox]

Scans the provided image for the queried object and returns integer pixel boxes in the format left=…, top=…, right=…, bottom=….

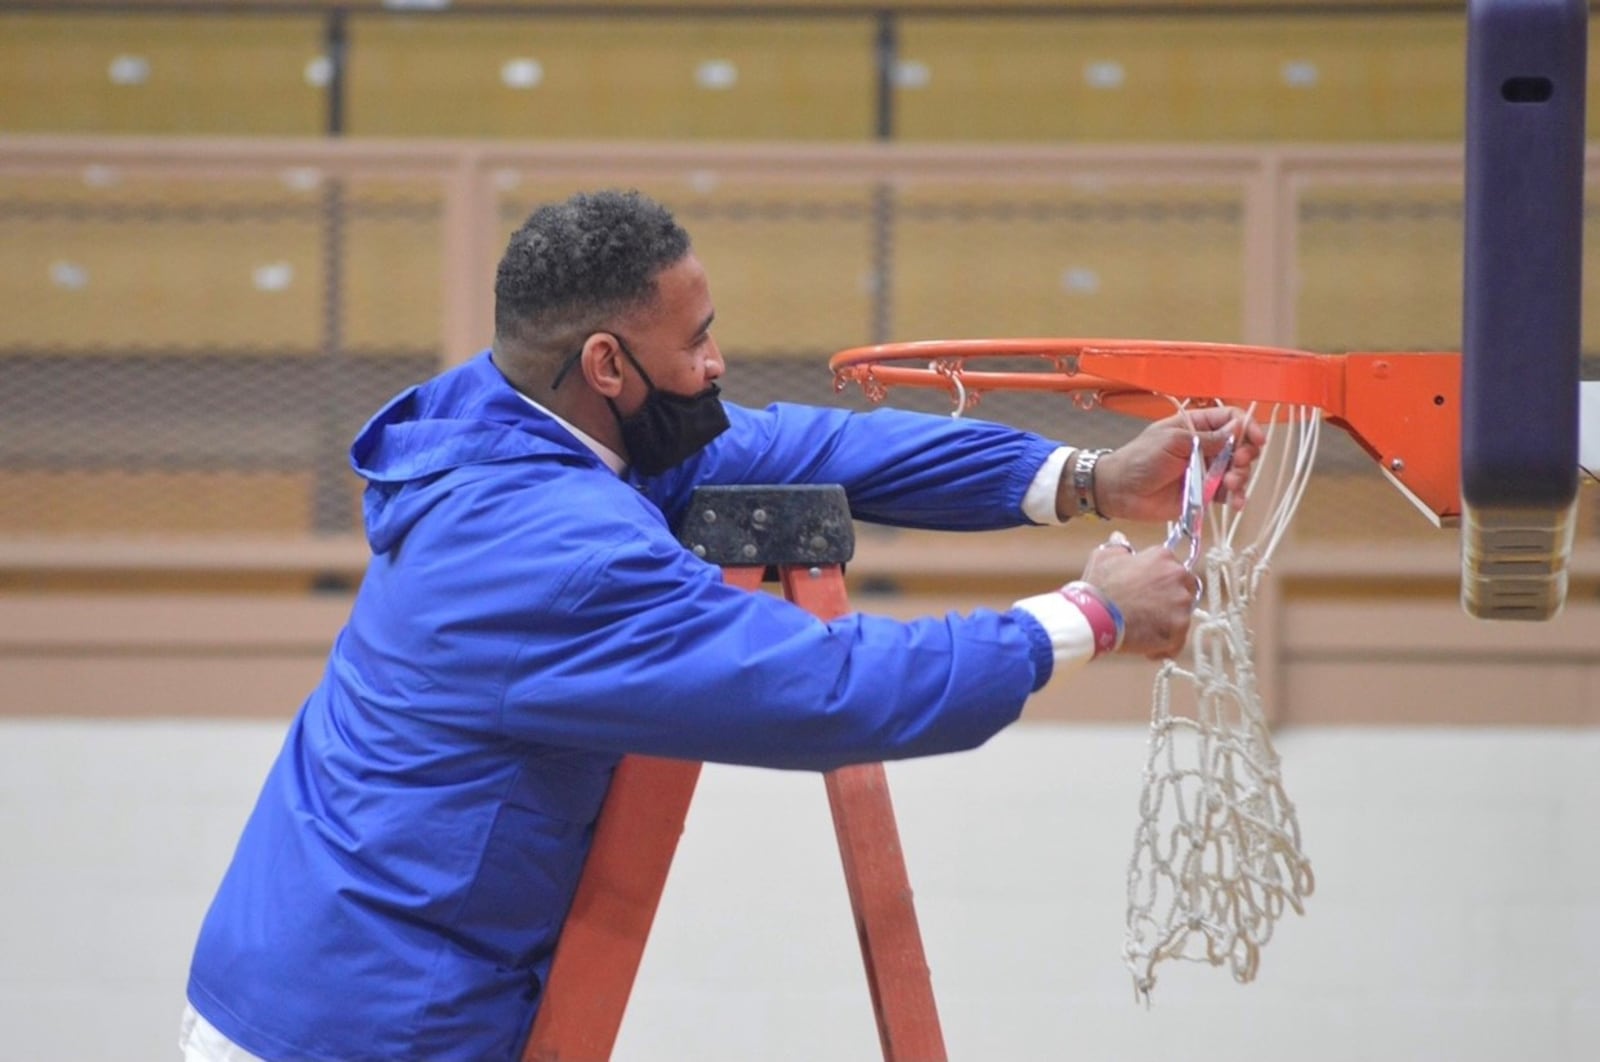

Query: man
left=183, top=189, right=1259, bottom=1061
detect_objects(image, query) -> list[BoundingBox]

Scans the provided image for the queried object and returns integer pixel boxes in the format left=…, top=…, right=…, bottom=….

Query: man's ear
left=580, top=333, right=625, bottom=399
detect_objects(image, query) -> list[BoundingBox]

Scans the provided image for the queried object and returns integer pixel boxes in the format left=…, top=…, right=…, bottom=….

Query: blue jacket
left=188, top=352, right=1059, bottom=1061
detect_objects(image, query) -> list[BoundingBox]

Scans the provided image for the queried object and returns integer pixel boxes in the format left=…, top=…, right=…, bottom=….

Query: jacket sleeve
left=639, top=403, right=1062, bottom=533
left=494, top=522, right=1054, bottom=771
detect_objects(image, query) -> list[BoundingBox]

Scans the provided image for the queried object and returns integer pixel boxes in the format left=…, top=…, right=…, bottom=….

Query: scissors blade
left=1164, top=436, right=1206, bottom=561
left=1179, top=436, right=1206, bottom=537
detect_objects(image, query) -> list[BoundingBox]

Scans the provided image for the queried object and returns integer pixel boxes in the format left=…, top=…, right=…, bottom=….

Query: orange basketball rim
left=829, top=338, right=1463, bottom=525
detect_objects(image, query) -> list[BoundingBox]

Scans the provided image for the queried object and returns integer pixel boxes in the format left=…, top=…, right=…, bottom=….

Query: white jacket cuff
left=1012, top=589, right=1097, bottom=681
left=1022, top=446, right=1072, bottom=525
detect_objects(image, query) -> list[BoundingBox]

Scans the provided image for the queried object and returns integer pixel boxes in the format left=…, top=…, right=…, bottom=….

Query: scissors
left=1163, top=432, right=1235, bottom=570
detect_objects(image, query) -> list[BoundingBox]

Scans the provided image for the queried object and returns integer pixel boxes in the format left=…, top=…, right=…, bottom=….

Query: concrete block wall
left=1, top=719, right=1595, bottom=1061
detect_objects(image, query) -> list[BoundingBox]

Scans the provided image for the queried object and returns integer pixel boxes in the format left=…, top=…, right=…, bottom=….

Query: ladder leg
left=521, top=755, right=701, bottom=1062
left=780, top=564, right=949, bottom=1062
left=520, top=566, right=762, bottom=1061
left=522, top=560, right=944, bottom=1061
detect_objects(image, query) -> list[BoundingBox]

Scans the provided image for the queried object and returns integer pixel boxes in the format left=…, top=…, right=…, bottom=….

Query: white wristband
left=1013, top=589, right=1098, bottom=682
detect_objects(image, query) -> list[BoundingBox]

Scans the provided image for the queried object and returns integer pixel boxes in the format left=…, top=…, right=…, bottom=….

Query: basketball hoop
left=831, top=338, right=1462, bottom=525
left=830, top=337, right=1461, bottom=1001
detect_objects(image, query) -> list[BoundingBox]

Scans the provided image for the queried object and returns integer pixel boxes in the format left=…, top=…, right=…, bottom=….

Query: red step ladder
left=522, top=486, right=946, bottom=1062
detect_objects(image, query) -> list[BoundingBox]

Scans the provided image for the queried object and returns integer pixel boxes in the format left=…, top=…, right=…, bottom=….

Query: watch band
left=1071, top=447, right=1114, bottom=519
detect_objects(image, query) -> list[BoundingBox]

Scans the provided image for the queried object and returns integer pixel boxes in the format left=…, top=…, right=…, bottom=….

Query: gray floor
left=1, top=720, right=1596, bottom=1062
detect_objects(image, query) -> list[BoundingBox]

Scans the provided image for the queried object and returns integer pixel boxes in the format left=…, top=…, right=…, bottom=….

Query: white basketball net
left=1123, top=403, right=1320, bottom=1003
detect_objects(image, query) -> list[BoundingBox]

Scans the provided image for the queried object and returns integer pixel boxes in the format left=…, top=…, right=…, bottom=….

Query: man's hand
left=1081, top=540, right=1198, bottom=658
left=1088, top=407, right=1266, bottom=524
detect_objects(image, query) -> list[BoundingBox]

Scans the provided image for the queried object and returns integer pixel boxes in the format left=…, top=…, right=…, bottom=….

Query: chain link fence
left=2, top=148, right=1595, bottom=547
left=0, top=169, right=439, bottom=534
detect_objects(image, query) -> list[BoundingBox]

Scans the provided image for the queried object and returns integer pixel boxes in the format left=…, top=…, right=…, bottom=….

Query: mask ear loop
left=550, top=347, right=584, bottom=391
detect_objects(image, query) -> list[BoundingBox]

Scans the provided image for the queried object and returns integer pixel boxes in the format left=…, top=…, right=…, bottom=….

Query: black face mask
left=552, top=333, right=728, bottom=477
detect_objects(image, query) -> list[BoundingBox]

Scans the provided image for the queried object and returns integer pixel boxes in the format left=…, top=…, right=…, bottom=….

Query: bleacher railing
left=0, top=136, right=1596, bottom=581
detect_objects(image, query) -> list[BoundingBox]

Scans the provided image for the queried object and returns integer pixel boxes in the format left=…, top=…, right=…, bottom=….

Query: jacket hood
left=350, top=352, right=602, bottom=552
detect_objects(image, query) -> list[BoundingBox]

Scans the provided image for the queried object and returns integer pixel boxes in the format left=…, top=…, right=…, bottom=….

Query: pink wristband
left=1059, top=581, right=1120, bottom=658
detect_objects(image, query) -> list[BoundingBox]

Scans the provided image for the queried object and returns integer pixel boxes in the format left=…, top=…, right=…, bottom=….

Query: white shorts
left=178, top=1003, right=269, bottom=1062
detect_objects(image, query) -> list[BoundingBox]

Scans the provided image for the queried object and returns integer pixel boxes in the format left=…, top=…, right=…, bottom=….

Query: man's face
left=611, top=254, right=724, bottom=410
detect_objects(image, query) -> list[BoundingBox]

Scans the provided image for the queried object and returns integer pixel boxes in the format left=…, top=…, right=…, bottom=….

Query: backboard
left=1461, top=0, right=1587, bottom=619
